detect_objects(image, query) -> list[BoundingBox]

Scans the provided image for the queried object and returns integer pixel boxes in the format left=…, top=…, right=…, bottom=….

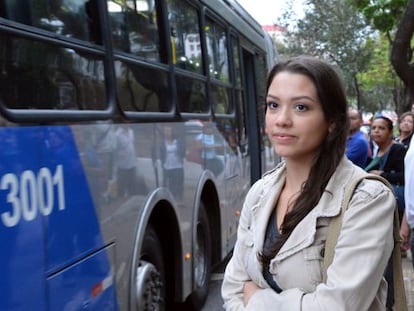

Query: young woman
left=395, top=112, right=414, bottom=149
left=366, top=116, right=406, bottom=219
left=365, top=116, right=406, bottom=309
left=221, top=56, right=395, bottom=310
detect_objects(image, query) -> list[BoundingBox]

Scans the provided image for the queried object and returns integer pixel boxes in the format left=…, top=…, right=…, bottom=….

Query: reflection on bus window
left=0, top=0, right=101, bottom=44
left=114, top=60, right=170, bottom=112
left=205, top=18, right=229, bottom=83
left=235, top=90, right=246, bottom=143
left=231, top=36, right=242, bottom=87
left=108, top=0, right=160, bottom=62
left=176, top=76, right=208, bottom=113
left=211, top=85, right=230, bottom=114
left=167, top=0, right=203, bottom=74
left=0, top=34, right=107, bottom=110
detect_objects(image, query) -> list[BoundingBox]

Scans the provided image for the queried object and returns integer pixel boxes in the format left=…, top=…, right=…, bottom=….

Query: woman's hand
left=400, top=213, right=411, bottom=251
left=243, top=281, right=260, bottom=306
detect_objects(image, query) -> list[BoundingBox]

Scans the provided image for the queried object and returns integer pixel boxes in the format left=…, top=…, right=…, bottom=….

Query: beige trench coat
left=222, top=157, right=395, bottom=310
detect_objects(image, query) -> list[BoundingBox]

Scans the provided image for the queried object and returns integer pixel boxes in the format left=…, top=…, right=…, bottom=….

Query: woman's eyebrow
left=266, top=94, right=317, bottom=102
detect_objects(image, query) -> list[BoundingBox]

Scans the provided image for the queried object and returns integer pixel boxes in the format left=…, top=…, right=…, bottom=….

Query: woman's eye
left=267, top=101, right=278, bottom=109
left=295, top=104, right=308, bottom=112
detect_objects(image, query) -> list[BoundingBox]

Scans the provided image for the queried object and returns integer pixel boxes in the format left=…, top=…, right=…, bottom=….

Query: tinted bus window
left=0, top=0, right=100, bottom=44
left=232, top=36, right=242, bottom=87
left=168, top=0, right=203, bottom=74
left=108, top=0, right=160, bottom=62
left=176, top=75, right=207, bottom=113
left=0, top=34, right=107, bottom=110
left=114, top=61, right=170, bottom=112
left=205, top=18, right=229, bottom=83
left=211, top=85, right=230, bottom=114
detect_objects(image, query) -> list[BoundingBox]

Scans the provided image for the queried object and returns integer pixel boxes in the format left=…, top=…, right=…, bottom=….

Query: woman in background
left=395, top=112, right=414, bottom=149
left=365, top=115, right=406, bottom=310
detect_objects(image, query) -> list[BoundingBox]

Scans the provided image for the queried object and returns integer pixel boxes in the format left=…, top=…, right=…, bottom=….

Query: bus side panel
left=0, top=126, right=117, bottom=309
left=39, top=126, right=104, bottom=273
left=0, top=221, right=46, bottom=310
left=0, top=127, right=46, bottom=310
left=47, top=246, right=117, bottom=310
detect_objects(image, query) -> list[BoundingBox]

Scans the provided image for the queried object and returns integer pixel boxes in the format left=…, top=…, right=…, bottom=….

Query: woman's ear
left=328, top=122, right=336, bottom=133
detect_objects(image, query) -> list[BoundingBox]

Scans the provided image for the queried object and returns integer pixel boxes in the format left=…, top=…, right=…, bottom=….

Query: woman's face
left=265, top=72, right=330, bottom=163
left=399, top=115, right=414, bottom=134
left=371, top=118, right=393, bottom=146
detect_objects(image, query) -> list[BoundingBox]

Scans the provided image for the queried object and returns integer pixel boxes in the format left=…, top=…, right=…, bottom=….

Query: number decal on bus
left=1, top=165, right=65, bottom=227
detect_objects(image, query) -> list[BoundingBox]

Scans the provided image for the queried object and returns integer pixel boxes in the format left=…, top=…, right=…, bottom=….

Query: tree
left=279, top=0, right=374, bottom=109
left=391, top=0, right=414, bottom=107
left=355, top=0, right=414, bottom=112
left=357, top=35, right=398, bottom=112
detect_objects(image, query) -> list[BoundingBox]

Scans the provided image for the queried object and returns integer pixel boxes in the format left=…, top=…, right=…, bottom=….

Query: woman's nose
left=275, top=108, right=292, bottom=127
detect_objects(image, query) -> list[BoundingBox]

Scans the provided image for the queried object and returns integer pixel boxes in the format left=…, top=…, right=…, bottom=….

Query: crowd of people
left=221, top=55, right=413, bottom=310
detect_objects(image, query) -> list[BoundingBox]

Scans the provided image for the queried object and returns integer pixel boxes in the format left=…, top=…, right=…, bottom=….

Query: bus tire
left=186, top=205, right=212, bottom=309
left=136, top=225, right=166, bottom=311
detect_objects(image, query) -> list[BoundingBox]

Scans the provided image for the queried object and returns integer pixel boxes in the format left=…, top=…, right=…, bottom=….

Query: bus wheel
left=136, top=225, right=166, bottom=311
left=187, top=205, right=212, bottom=309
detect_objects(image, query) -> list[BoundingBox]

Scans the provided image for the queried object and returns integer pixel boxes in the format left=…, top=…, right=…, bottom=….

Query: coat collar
left=250, top=156, right=364, bottom=260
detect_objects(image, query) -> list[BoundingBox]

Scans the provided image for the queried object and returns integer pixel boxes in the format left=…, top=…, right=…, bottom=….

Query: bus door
left=242, top=49, right=262, bottom=184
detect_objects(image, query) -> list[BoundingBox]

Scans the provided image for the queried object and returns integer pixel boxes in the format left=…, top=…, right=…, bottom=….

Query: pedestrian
left=365, top=116, right=406, bottom=221
left=395, top=111, right=413, bottom=258
left=114, top=124, right=138, bottom=197
left=160, top=124, right=185, bottom=200
left=395, top=112, right=414, bottom=149
left=221, top=56, right=395, bottom=310
left=364, top=115, right=407, bottom=310
left=400, top=139, right=414, bottom=268
left=346, top=107, right=370, bottom=168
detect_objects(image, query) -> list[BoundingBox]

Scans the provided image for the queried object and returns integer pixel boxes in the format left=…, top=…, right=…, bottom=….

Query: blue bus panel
left=0, top=126, right=116, bottom=310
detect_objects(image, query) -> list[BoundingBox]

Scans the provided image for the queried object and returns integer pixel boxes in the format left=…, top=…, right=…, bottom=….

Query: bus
left=0, top=0, right=277, bottom=309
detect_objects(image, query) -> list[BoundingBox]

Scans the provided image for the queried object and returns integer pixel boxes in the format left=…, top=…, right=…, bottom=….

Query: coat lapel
left=251, top=163, right=286, bottom=254
left=274, top=157, right=359, bottom=260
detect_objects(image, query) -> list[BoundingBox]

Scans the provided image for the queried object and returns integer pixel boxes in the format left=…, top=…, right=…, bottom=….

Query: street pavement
left=402, top=251, right=414, bottom=309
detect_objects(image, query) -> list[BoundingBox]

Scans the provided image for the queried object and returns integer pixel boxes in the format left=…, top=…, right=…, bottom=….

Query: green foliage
left=279, top=0, right=374, bottom=100
left=357, top=35, right=395, bottom=88
left=273, top=0, right=411, bottom=113
left=355, top=0, right=408, bottom=32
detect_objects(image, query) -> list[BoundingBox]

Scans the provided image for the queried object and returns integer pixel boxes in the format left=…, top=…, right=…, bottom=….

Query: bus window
left=231, top=37, right=247, bottom=144
left=231, top=36, right=242, bottom=88
left=205, top=18, right=229, bottom=83
left=167, top=0, right=203, bottom=74
left=0, top=0, right=101, bottom=44
left=108, top=0, right=160, bottom=62
left=211, top=85, right=230, bottom=114
left=176, top=75, right=207, bottom=113
left=114, top=60, right=170, bottom=112
left=0, top=34, right=107, bottom=110
left=205, top=17, right=232, bottom=115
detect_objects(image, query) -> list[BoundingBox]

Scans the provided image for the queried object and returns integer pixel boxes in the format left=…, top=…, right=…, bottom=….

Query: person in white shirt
left=400, top=139, right=414, bottom=268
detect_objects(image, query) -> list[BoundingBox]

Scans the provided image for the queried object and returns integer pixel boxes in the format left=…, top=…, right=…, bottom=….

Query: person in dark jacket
left=365, top=115, right=407, bottom=310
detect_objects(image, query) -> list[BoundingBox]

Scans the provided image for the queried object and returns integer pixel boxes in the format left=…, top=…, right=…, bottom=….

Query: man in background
left=346, top=108, right=369, bottom=168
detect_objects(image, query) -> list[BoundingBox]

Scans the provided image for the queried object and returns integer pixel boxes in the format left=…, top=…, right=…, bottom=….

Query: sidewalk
left=402, top=251, right=414, bottom=308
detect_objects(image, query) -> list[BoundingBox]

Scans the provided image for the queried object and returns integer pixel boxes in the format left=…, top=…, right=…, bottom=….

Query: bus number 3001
left=1, top=165, right=65, bottom=227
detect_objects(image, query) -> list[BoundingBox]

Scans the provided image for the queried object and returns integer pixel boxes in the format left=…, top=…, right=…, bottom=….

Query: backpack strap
left=322, top=173, right=407, bottom=311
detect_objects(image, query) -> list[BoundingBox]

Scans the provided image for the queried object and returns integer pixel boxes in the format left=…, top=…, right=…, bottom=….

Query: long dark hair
left=260, top=56, right=349, bottom=266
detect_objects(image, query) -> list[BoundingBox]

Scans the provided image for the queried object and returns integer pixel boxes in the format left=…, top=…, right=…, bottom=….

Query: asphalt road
left=201, top=256, right=230, bottom=311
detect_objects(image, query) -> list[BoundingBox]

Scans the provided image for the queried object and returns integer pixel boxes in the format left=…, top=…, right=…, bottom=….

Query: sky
left=236, top=0, right=305, bottom=26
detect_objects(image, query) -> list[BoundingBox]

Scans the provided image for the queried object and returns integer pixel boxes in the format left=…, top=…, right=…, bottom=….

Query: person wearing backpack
left=222, top=56, right=398, bottom=310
